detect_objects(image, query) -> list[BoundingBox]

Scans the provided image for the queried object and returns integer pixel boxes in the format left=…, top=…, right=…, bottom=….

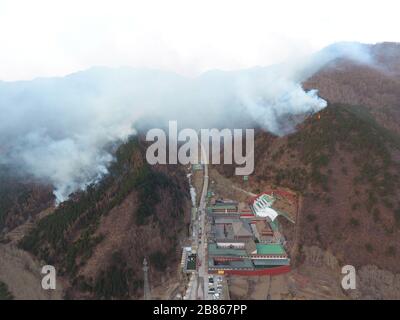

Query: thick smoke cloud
left=0, top=43, right=372, bottom=202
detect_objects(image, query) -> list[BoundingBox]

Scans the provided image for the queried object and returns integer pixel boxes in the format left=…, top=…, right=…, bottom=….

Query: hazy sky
left=0, top=0, right=399, bottom=81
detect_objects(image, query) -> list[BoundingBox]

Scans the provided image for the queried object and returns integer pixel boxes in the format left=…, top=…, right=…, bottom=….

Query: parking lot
left=207, top=275, right=225, bottom=300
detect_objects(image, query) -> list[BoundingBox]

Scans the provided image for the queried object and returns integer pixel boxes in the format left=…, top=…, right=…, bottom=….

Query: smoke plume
left=0, top=42, right=372, bottom=202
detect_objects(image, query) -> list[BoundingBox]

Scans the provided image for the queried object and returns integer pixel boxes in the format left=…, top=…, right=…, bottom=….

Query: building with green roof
left=255, top=243, right=286, bottom=256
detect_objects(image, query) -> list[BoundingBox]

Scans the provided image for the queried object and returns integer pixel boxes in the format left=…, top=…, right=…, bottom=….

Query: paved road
left=185, top=140, right=209, bottom=300
left=196, top=142, right=209, bottom=300
left=186, top=142, right=230, bottom=300
left=197, top=151, right=209, bottom=300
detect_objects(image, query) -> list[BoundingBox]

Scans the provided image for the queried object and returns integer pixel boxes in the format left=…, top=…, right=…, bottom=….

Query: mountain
left=1, top=42, right=400, bottom=299
left=4, top=137, right=191, bottom=299
left=299, top=44, right=400, bottom=274
left=304, top=42, right=400, bottom=135
left=0, top=169, right=53, bottom=233
left=217, top=42, right=400, bottom=298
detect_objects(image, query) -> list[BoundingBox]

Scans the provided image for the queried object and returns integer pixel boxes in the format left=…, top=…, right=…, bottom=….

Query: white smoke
left=0, top=43, right=372, bottom=202
left=235, top=71, right=327, bottom=134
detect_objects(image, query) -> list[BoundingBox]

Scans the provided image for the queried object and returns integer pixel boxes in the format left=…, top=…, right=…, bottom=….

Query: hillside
left=17, top=136, right=191, bottom=299
left=298, top=43, right=400, bottom=274
left=0, top=281, right=13, bottom=300
left=1, top=42, right=400, bottom=300
left=0, top=170, right=54, bottom=233
left=215, top=43, right=400, bottom=298
left=218, top=103, right=400, bottom=275
left=304, top=42, right=400, bottom=135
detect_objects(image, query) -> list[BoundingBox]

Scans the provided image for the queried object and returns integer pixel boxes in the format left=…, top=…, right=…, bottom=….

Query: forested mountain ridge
left=18, top=137, right=191, bottom=299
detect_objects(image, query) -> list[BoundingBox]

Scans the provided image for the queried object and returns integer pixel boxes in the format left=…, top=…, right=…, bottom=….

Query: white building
left=251, top=194, right=278, bottom=221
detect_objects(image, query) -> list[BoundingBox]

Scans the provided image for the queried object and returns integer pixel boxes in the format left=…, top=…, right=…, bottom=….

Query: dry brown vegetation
left=17, top=137, right=191, bottom=299
left=219, top=44, right=400, bottom=276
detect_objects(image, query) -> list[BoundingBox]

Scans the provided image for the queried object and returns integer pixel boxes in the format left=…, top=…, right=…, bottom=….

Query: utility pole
left=143, top=257, right=151, bottom=300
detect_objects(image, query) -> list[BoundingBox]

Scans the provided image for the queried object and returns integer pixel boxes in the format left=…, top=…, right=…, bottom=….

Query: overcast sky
left=0, top=0, right=399, bottom=81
